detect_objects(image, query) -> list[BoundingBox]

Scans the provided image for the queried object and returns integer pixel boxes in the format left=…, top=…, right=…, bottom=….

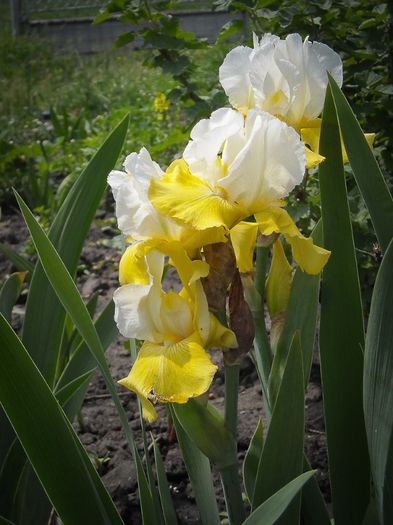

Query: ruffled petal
left=119, top=238, right=209, bottom=290
left=113, top=282, right=162, bottom=343
left=184, top=108, right=244, bottom=184
left=230, top=221, right=259, bottom=273
left=118, top=378, right=157, bottom=423
left=120, top=336, right=217, bottom=405
left=219, top=45, right=255, bottom=113
left=219, top=110, right=306, bottom=212
left=108, top=149, right=182, bottom=241
left=255, top=206, right=330, bottom=274
left=149, top=159, right=245, bottom=230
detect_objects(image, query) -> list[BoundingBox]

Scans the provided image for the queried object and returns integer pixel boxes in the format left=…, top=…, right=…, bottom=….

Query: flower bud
left=201, top=242, right=236, bottom=314
left=225, top=270, right=255, bottom=366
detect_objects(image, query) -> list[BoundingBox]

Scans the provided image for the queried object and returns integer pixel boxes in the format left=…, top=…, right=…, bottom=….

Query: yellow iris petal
left=255, top=207, right=330, bottom=275
left=117, top=380, right=157, bottom=422
left=163, top=241, right=209, bottom=287
left=265, top=239, right=293, bottom=318
left=119, top=335, right=217, bottom=406
left=207, top=313, right=238, bottom=349
left=148, top=159, right=244, bottom=230
left=305, top=146, right=325, bottom=169
left=230, top=222, right=259, bottom=273
left=181, top=226, right=228, bottom=253
left=119, top=242, right=152, bottom=285
left=301, top=125, right=375, bottom=165
left=119, top=239, right=209, bottom=288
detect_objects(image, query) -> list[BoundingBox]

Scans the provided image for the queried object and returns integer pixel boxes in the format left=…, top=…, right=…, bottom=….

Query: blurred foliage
left=94, top=0, right=228, bottom=122
left=0, top=32, right=226, bottom=214
left=1, top=0, right=392, bottom=303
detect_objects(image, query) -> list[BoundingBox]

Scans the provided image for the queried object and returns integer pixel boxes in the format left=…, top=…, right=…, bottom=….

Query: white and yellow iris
left=219, top=32, right=374, bottom=162
left=149, top=108, right=330, bottom=275
left=219, top=32, right=343, bottom=130
left=114, top=250, right=237, bottom=421
left=108, top=147, right=227, bottom=283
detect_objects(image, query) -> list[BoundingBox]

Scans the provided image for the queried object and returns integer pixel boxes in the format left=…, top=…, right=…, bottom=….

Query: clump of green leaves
left=94, top=0, right=228, bottom=122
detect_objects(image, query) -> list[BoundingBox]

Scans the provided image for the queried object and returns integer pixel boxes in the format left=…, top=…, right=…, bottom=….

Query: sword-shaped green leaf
left=0, top=313, right=124, bottom=525
left=364, top=238, right=393, bottom=523
left=328, top=75, right=393, bottom=254
left=252, top=333, right=304, bottom=524
left=244, top=471, right=315, bottom=525
left=171, top=408, right=220, bottom=525
left=319, top=85, right=370, bottom=524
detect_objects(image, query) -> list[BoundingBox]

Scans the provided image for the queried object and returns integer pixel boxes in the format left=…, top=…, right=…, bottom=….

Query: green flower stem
left=216, top=308, right=245, bottom=523
left=224, top=364, right=240, bottom=437
left=245, top=246, right=273, bottom=415
left=219, top=463, right=247, bottom=525
left=255, top=245, right=269, bottom=300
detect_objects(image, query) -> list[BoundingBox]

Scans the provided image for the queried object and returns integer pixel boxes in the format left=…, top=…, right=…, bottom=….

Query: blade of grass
left=171, top=408, right=220, bottom=525
left=0, top=272, right=25, bottom=323
left=243, top=419, right=263, bottom=502
left=244, top=471, right=315, bottom=525
left=0, top=439, right=25, bottom=520
left=55, top=370, right=95, bottom=406
left=0, top=516, right=16, bottom=525
left=0, top=243, right=34, bottom=274
left=152, top=436, right=179, bottom=525
left=0, top=312, right=124, bottom=525
left=56, top=298, right=117, bottom=420
left=252, top=333, right=304, bottom=524
left=328, top=75, right=393, bottom=254
left=319, top=85, right=370, bottom=524
left=364, top=238, right=393, bottom=523
left=134, top=445, right=161, bottom=525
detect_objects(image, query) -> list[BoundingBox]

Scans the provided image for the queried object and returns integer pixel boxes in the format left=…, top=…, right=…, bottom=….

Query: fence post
left=10, top=0, right=22, bottom=37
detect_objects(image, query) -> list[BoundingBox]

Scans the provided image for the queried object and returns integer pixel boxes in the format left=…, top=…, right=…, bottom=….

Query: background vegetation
left=0, top=0, right=392, bottom=303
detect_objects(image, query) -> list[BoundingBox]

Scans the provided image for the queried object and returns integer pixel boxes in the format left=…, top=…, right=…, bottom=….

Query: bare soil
left=0, top=206, right=330, bottom=524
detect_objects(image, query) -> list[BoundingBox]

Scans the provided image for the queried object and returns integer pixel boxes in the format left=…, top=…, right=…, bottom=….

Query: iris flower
left=114, top=250, right=237, bottom=421
left=108, top=147, right=227, bottom=286
left=219, top=32, right=373, bottom=162
left=149, top=108, right=330, bottom=275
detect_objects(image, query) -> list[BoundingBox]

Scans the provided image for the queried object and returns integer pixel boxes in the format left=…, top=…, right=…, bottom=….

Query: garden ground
left=0, top=207, right=330, bottom=523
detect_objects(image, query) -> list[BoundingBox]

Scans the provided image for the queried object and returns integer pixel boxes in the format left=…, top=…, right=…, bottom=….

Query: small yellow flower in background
left=114, top=250, right=237, bottom=421
left=154, top=93, right=170, bottom=120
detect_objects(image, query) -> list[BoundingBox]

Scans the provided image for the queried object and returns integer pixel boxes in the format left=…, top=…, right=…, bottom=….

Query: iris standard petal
left=219, top=46, right=256, bottom=113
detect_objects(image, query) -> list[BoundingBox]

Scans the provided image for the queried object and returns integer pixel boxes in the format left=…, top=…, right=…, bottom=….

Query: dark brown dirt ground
left=0, top=206, right=330, bottom=524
